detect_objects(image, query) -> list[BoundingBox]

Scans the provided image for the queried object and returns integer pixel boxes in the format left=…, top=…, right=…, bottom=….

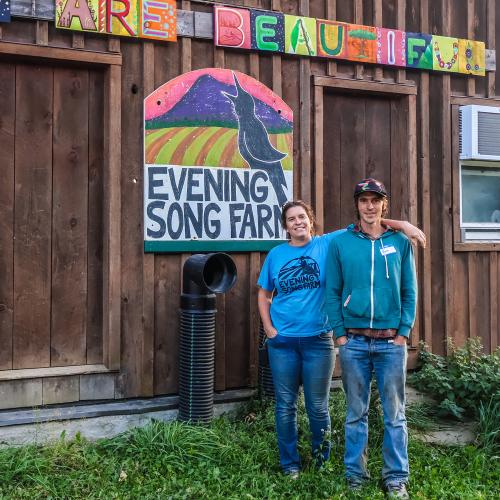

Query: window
left=460, top=161, right=500, bottom=241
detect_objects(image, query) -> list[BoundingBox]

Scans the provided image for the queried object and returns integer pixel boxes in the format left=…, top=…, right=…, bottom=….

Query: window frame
left=451, top=98, right=500, bottom=251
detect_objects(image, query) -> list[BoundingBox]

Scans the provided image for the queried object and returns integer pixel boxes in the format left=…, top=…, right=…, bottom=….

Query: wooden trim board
left=314, top=76, right=417, bottom=94
left=0, top=364, right=114, bottom=381
left=0, top=41, right=121, bottom=65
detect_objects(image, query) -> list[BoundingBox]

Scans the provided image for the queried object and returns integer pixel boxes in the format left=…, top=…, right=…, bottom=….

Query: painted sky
left=145, top=73, right=292, bottom=132
left=145, top=68, right=293, bottom=122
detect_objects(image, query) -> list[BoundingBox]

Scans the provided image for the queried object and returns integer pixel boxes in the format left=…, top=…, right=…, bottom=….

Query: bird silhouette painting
left=222, top=72, right=289, bottom=207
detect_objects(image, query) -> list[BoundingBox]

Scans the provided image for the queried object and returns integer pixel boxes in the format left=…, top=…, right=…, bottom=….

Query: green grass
left=0, top=392, right=498, bottom=499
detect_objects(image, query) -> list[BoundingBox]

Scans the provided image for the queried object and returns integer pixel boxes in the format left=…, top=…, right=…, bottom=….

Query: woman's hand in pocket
left=265, top=326, right=278, bottom=339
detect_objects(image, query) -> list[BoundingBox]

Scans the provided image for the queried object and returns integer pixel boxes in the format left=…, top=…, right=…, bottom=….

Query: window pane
left=461, top=166, right=500, bottom=223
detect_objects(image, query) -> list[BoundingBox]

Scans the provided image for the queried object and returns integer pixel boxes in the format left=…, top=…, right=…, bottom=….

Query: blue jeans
left=339, top=334, right=408, bottom=485
left=267, top=332, right=335, bottom=473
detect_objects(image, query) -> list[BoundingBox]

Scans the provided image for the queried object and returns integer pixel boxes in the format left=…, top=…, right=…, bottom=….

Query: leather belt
left=347, top=328, right=397, bottom=339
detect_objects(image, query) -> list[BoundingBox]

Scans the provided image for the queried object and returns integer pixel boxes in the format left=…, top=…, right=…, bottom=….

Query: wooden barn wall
left=0, top=0, right=498, bottom=402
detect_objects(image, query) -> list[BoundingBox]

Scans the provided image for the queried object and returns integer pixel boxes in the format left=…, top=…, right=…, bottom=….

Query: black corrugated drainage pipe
left=178, top=253, right=237, bottom=423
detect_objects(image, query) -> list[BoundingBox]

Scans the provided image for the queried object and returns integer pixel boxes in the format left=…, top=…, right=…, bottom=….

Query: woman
left=257, top=201, right=425, bottom=477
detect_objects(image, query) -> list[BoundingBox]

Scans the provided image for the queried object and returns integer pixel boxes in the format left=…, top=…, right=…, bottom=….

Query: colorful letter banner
left=0, top=0, right=11, bottom=23
left=214, top=5, right=486, bottom=76
left=55, top=0, right=176, bottom=42
left=144, top=69, right=294, bottom=252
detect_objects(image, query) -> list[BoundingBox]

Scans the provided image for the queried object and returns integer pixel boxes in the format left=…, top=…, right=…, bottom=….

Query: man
left=325, top=178, right=417, bottom=499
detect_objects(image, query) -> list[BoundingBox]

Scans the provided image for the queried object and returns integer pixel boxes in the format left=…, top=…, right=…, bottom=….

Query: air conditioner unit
left=460, top=105, right=500, bottom=160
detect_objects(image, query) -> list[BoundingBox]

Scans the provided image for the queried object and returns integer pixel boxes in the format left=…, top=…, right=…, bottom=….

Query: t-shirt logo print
left=278, top=256, right=321, bottom=294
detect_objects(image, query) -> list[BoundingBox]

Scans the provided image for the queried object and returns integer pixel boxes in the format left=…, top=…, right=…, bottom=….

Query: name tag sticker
left=380, top=245, right=397, bottom=256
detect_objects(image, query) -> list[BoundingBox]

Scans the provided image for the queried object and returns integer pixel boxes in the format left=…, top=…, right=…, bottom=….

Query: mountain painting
left=144, top=68, right=293, bottom=171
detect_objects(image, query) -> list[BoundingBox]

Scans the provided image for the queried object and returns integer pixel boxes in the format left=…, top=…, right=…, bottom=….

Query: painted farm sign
left=55, top=0, right=176, bottom=42
left=144, top=69, right=293, bottom=252
left=214, top=6, right=485, bottom=76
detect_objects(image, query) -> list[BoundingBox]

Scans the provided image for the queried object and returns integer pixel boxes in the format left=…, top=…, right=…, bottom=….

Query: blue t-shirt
left=257, top=231, right=344, bottom=337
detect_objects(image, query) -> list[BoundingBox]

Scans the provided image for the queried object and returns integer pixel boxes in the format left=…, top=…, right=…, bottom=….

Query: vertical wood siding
left=0, top=0, right=498, bottom=399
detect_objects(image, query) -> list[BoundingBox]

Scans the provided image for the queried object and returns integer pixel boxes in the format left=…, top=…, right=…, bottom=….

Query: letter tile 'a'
left=284, top=15, right=317, bottom=56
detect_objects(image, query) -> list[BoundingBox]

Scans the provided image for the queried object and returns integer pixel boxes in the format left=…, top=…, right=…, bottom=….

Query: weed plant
left=409, top=338, right=500, bottom=420
left=476, top=397, right=500, bottom=455
left=0, top=391, right=498, bottom=499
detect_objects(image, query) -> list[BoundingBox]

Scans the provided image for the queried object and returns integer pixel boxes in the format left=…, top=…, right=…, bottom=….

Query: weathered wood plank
left=299, top=0, right=312, bottom=203
left=373, top=0, right=382, bottom=81
left=396, top=0, right=407, bottom=83
left=486, top=0, right=495, bottom=95
left=314, top=76, right=417, bottom=94
left=102, top=64, right=121, bottom=371
left=42, top=376, right=79, bottom=405
left=215, top=293, right=226, bottom=391
left=141, top=42, right=155, bottom=397
left=80, top=373, right=115, bottom=400
left=466, top=0, right=476, bottom=96
left=366, top=97, right=392, bottom=182
left=390, top=99, right=404, bottom=219
left=72, top=33, right=85, bottom=49
left=407, top=94, right=418, bottom=227
left=86, top=69, right=105, bottom=365
left=339, top=95, right=365, bottom=226
left=0, top=364, right=112, bottom=381
left=314, top=85, right=324, bottom=234
left=0, top=40, right=122, bottom=65
left=194, top=11, right=212, bottom=38
left=353, top=0, right=364, bottom=79
left=178, top=10, right=194, bottom=37
left=225, top=255, right=250, bottom=388
left=325, top=0, right=337, bottom=76
left=36, top=20, right=48, bottom=46
left=154, top=255, right=181, bottom=395
left=418, top=0, right=432, bottom=351
left=116, top=41, right=144, bottom=398
left=322, top=92, right=341, bottom=231
left=490, top=252, right=498, bottom=351
left=0, top=379, right=42, bottom=409
left=485, top=50, right=496, bottom=71
left=51, top=67, right=89, bottom=366
left=181, top=1, right=192, bottom=73
left=476, top=253, right=491, bottom=350
left=450, top=253, right=469, bottom=346
left=441, top=0, right=453, bottom=354
left=0, top=62, right=15, bottom=370
left=13, top=64, right=53, bottom=369
left=406, top=93, right=419, bottom=347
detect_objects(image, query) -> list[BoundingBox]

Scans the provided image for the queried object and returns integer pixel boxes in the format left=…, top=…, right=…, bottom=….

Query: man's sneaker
left=285, top=470, right=300, bottom=480
left=386, top=482, right=409, bottom=499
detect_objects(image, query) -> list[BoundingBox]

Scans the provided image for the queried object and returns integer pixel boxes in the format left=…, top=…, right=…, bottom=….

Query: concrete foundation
left=0, top=390, right=253, bottom=447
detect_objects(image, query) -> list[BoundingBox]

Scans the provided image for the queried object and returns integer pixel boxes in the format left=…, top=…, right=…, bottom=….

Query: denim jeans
left=267, top=332, right=335, bottom=473
left=339, top=333, right=408, bottom=485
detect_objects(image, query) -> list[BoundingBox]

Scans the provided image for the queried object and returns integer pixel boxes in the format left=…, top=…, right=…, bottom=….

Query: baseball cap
left=353, top=178, right=388, bottom=198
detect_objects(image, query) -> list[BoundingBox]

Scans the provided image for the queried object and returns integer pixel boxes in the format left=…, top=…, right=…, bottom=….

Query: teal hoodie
left=325, top=224, right=417, bottom=338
